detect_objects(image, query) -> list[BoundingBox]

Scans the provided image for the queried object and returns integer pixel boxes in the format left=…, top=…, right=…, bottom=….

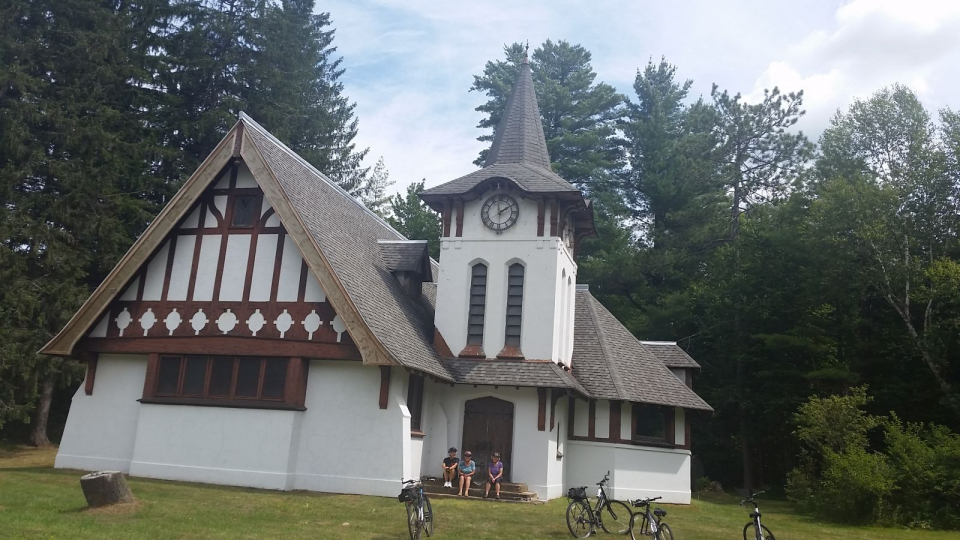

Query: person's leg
left=484, top=480, right=491, bottom=497
left=495, top=479, right=501, bottom=498
left=457, top=474, right=464, bottom=496
left=464, top=476, right=473, bottom=496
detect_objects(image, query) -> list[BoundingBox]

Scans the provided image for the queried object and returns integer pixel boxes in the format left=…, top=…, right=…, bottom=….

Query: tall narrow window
left=408, top=374, right=425, bottom=434
left=504, top=263, right=525, bottom=349
left=466, top=263, right=487, bottom=347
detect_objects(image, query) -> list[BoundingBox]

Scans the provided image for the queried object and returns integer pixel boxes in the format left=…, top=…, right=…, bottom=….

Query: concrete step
left=423, top=478, right=528, bottom=493
left=422, top=480, right=538, bottom=502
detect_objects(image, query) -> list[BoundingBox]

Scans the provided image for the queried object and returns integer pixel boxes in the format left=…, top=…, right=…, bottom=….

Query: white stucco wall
left=129, top=405, right=300, bottom=490
left=434, top=187, right=577, bottom=362
left=565, top=441, right=692, bottom=504
left=293, top=361, right=408, bottom=497
left=55, top=355, right=147, bottom=472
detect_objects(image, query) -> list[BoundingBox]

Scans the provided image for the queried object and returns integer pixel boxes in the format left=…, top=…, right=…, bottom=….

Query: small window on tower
left=504, top=264, right=524, bottom=347
left=466, top=263, right=487, bottom=346
left=231, top=195, right=258, bottom=228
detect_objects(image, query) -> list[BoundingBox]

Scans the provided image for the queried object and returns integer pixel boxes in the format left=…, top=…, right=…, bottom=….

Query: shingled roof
left=446, top=358, right=588, bottom=395
left=378, top=240, right=431, bottom=275
left=642, top=341, right=702, bottom=370
left=420, top=58, right=580, bottom=202
left=572, top=291, right=713, bottom=411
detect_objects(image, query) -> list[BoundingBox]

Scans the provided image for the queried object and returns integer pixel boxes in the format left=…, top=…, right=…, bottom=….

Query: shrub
left=817, top=448, right=894, bottom=524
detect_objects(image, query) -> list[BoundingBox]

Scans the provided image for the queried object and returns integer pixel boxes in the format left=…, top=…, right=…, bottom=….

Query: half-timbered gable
left=81, top=161, right=358, bottom=360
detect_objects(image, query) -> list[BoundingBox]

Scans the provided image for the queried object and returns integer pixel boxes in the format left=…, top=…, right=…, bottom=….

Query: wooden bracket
left=379, top=366, right=391, bottom=410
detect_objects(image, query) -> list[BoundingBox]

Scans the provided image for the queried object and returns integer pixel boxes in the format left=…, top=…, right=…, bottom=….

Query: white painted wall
left=565, top=441, right=692, bottom=504
left=55, top=355, right=147, bottom=472
left=574, top=398, right=590, bottom=437
left=434, top=187, right=578, bottom=362
left=129, top=404, right=300, bottom=490
left=293, top=361, right=408, bottom=497
left=595, top=399, right=611, bottom=439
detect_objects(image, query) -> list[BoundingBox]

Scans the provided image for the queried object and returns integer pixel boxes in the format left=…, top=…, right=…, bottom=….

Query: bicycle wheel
left=656, top=523, right=673, bottom=540
left=406, top=500, right=421, bottom=540
left=566, top=500, right=594, bottom=538
left=599, top=500, right=632, bottom=534
left=743, top=523, right=775, bottom=540
left=628, top=513, right=646, bottom=540
left=422, top=496, right=434, bottom=537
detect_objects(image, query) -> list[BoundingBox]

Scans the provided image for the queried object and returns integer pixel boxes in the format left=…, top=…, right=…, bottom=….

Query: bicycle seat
left=654, top=508, right=667, bottom=517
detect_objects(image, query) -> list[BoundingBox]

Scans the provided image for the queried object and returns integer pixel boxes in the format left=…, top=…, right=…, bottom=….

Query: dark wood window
left=504, top=263, right=524, bottom=347
left=466, top=263, right=487, bottom=345
left=408, top=374, right=425, bottom=434
left=144, top=355, right=304, bottom=408
left=633, top=403, right=667, bottom=442
left=231, top=195, right=259, bottom=227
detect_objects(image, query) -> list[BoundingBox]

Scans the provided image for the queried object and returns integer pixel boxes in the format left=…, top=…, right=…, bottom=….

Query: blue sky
left=323, top=0, right=960, bottom=194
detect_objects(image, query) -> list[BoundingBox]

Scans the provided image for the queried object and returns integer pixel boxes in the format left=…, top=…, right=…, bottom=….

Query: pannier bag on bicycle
left=567, top=487, right=587, bottom=500
left=398, top=486, right=417, bottom=502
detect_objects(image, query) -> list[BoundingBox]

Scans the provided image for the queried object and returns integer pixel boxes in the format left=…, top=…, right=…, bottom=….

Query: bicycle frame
left=631, top=501, right=663, bottom=535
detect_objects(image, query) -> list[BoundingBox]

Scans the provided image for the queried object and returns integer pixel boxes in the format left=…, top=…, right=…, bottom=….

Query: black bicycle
left=740, top=491, right=775, bottom=540
left=565, top=471, right=632, bottom=537
left=399, top=476, right=435, bottom=540
left=628, top=497, right=672, bottom=540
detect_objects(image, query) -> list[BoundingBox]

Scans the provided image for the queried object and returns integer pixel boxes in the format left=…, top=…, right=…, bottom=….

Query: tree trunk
left=28, top=371, right=56, bottom=447
left=80, top=471, right=135, bottom=507
left=738, top=358, right=753, bottom=493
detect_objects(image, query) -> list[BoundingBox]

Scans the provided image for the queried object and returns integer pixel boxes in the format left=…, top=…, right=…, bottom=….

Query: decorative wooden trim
left=588, top=399, right=596, bottom=438
left=441, top=202, right=452, bottom=238
left=567, top=434, right=680, bottom=450
left=186, top=202, right=208, bottom=301
left=550, top=389, right=564, bottom=431
left=84, top=357, right=98, bottom=395
left=80, top=336, right=361, bottom=360
left=665, top=408, right=676, bottom=446
left=135, top=268, right=146, bottom=301
left=160, top=234, right=178, bottom=301
left=537, top=387, right=547, bottom=431
left=233, top=122, right=244, bottom=157
left=297, top=260, right=308, bottom=302
left=683, top=411, right=692, bottom=450
left=549, top=199, right=559, bottom=236
left=241, top=135, right=395, bottom=366
left=379, top=366, right=391, bottom=409
left=454, top=199, right=464, bottom=237
left=433, top=328, right=454, bottom=358
left=567, top=396, right=576, bottom=439
left=536, top=199, right=545, bottom=237
left=142, top=353, right=160, bottom=400
left=609, top=400, right=621, bottom=443
left=241, top=212, right=261, bottom=304
left=209, top=166, right=237, bottom=304
left=284, top=357, right=308, bottom=408
left=269, top=231, right=286, bottom=302
left=41, top=127, right=239, bottom=356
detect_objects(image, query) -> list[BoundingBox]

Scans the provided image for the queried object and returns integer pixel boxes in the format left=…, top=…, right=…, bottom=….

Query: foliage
left=386, top=180, right=441, bottom=259
left=787, top=388, right=960, bottom=529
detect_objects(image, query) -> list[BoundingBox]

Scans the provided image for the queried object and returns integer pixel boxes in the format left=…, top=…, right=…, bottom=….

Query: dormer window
left=463, top=263, right=487, bottom=355
left=231, top=195, right=259, bottom=227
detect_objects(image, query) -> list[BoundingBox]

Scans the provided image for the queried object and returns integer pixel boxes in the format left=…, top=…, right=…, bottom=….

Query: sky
left=323, top=0, right=960, bottom=194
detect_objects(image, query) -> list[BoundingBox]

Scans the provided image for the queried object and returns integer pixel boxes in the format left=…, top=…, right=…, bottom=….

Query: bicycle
left=399, top=476, right=435, bottom=540
left=740, top=491, right=775, bottom=540
left=628, top=497, right=672, bottom=540
left=565, top=471, right=633, bottom=537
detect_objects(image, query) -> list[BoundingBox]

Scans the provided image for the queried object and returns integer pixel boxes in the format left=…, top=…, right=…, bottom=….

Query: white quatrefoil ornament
left=301, top=310, right=322, bottom=340
left=115, top=308, right=132, bottom=337
left=190, top=309, right=209, bottom=335
left=246, top=309, right=266, bottom=336
left=274, top=309, right=294, bottom=338
left=216, top=309, right=238, bottom=334
left=138, top=308, right=157, bottom=336
left=163, top=309, right=182, bottom=335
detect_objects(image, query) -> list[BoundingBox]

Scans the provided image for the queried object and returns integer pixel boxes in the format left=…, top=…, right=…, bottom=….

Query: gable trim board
left=42, top=121, right=394, bottom=370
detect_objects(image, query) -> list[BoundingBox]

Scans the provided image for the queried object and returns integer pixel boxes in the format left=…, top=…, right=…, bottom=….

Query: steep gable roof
left=642, top=341, right=701, bottom=370
left=378, top=240, right=431, bottom=275
left=572, top=291, right=712, bottom=411
left=42, top=115, right=453, bottom=380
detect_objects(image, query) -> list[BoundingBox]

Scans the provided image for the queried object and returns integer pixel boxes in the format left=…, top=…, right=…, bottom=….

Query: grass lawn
left=1, top=446, right=955, bottom=539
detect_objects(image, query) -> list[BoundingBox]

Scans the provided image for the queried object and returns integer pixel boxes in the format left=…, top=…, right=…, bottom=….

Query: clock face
left=481, top=194, right=520, bottom=233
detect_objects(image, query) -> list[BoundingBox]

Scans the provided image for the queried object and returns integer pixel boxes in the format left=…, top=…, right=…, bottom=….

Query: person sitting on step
left=458, top=451, right=476, bottom=497
left=484, top=452, right=505, bottom=499
left=441, top=447, right=459, bottom=488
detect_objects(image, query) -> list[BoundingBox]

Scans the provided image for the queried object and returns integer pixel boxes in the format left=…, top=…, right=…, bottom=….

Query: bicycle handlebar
left=631, top=496, right=662, bottom=506
left=596, top=470, right=611, bottom=485
left=739, top=490, right=765, bottom=506
left=401, top=476, right=436, bottom=485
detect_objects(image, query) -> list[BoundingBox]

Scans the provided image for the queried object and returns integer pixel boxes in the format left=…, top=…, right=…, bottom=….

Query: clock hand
left=497, top=205, right=509, bottom=216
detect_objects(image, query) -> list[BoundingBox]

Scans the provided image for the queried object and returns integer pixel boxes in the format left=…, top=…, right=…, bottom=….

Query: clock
left=481, top=194, right=520, bottom=233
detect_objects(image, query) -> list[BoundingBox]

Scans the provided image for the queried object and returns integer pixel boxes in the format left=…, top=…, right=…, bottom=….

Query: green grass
left=1, top=445, right=955, bottom=539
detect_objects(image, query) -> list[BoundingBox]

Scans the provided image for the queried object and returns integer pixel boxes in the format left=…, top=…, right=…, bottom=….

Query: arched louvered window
left=466, top=263, right=487, bottom=346
left=504, top=264, right=525, bottom=348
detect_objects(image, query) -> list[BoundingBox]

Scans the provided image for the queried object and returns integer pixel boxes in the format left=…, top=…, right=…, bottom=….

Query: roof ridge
left=238, top=112, right=410, bottom=242
left=583, top=291, right=628, bottom=401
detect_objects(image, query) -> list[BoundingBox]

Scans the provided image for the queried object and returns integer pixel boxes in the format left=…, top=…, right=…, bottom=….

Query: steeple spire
left=485, top=57, right=552, bottom=170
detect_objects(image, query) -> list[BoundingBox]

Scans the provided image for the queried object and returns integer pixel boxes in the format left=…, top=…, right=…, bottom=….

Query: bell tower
left=421, top=56, right=595, bottom=365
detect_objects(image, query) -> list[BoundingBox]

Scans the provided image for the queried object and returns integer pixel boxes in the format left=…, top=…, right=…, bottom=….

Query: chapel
left=43, top=56, right=712, bottom=503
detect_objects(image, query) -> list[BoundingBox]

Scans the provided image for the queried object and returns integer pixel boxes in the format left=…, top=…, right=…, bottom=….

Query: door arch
left=461, top=397, right=514, bottom=482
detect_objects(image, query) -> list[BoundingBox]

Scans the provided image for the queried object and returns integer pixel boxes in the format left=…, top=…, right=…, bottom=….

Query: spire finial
left=523, top=40, right=529, bottom=64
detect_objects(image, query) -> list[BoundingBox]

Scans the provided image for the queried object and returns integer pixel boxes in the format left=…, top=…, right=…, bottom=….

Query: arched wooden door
left=461, top=397, right=514, bottom=482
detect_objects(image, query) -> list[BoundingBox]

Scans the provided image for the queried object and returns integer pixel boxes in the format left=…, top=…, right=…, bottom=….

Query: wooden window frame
left=407, top=373, right=425, bottom=437
left=142, top=353, right=308, bottom=411
left=631, top=403, right=674, bottom=446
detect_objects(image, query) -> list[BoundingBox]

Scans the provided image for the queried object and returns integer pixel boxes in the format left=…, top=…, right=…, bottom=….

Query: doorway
left=461, top=397, right=514, bottom=482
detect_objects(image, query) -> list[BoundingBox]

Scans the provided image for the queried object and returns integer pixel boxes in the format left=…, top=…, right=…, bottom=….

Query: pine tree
left=386, top=181, right=441, bottom=259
